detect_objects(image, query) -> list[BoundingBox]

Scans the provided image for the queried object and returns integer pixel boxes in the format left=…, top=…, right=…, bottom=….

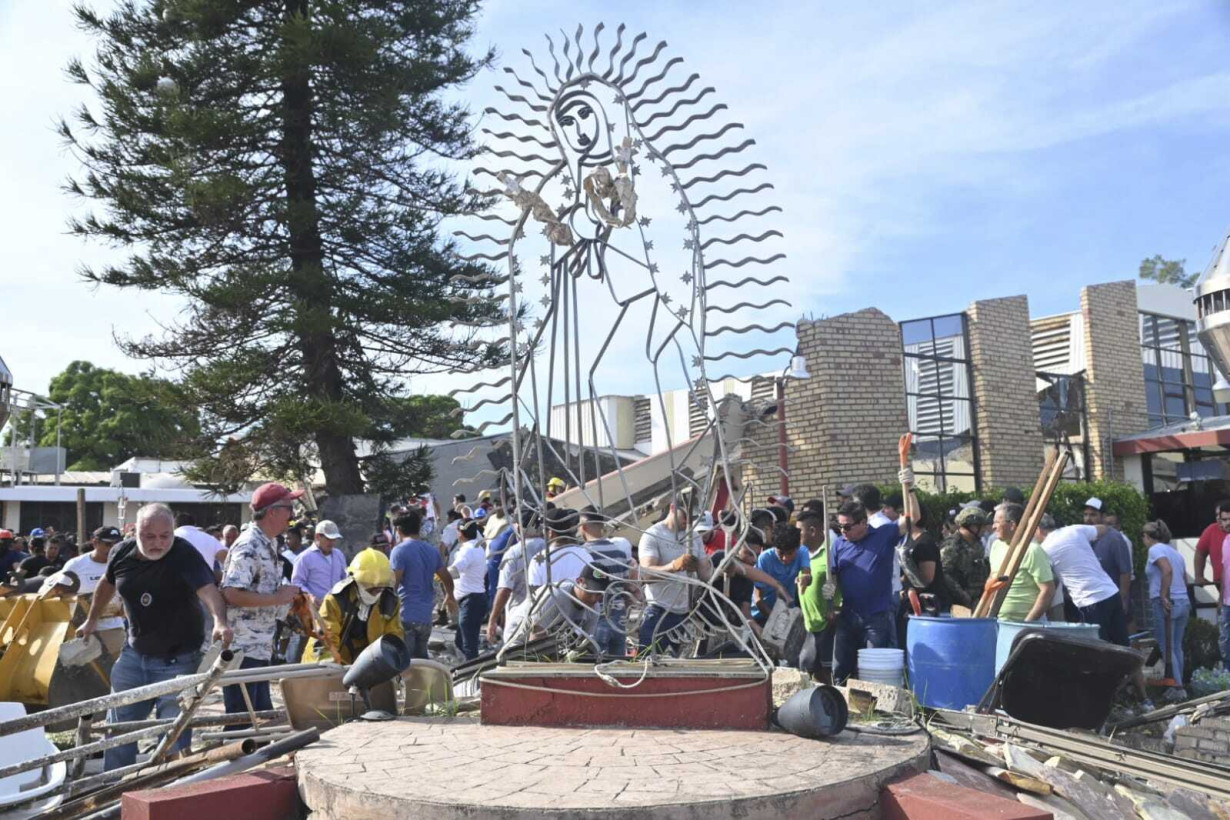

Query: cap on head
left=837, top=484, right=856, bottom=498
left=473, top=507, right=488, bottom=519
left=0, top=529, right=12, bottom=541
left=478, top=490, right=493, bottom=501
left=545, top=506, right=580, bottom=533
left=314, top=520, right=343, bottom=540
left=250, top=482, right=304, bottom=512
left=547, top=477, right=566, bottom=491
left=1083, top=497, right=1103, bottom=512
left=93, top=526, right=123, bottom=543
left=694, top=512, right=715, bottom=534
left=1003, top=486, right=1025, bottom=505
left=955, top=507, right=989, bottom=528
left=30, top=528, right=45, bottom=538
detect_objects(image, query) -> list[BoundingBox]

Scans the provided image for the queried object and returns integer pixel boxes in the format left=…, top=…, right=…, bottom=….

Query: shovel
left=1145, top=605, right=1180, bottom=689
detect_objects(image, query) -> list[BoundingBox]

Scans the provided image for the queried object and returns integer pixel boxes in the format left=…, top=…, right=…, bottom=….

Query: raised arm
left=897, top=432, right=919, bottom=536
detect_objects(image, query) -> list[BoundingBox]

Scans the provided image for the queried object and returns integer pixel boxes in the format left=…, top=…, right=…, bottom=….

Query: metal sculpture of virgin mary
left=451, top=24, right=793, bottom=661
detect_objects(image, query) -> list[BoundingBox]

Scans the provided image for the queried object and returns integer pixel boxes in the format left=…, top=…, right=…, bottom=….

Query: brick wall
left=1174, top=717, right=1230, bottom=763
left=1081, top=281, right=1149, bottom=480
left=750, top=310, right=908, bottom=510
left=966, top=296, right=1045, bottom=488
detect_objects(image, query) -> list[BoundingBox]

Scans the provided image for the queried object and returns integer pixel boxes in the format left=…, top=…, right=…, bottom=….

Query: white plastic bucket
left=857, top=648, right=905, bottom=687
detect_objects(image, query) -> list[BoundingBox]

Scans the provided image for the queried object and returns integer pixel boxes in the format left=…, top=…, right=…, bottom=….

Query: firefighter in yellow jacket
left=305, top=548, right=404, bottom=664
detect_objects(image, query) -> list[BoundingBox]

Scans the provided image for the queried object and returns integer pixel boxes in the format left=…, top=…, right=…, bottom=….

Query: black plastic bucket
left=773, top=684, right=849, bottom=738
left=342, top=634, right=412, bottom=690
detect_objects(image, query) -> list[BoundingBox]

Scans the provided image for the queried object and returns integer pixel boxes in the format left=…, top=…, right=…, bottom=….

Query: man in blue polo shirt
left=830, top=449, right=919, bottom=684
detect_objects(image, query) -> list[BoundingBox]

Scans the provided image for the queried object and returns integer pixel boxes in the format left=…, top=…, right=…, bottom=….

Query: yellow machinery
left=0, top=593, right=118, bottom=713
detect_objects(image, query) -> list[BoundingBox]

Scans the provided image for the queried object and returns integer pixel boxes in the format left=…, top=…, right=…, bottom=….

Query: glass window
left=1140, top=311, right=1230, bottom=427
left=901, top=313, right=979, bottom=492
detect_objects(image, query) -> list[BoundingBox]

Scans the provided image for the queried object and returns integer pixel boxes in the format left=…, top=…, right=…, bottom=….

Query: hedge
left=876, top=479, right=1152, bottom=575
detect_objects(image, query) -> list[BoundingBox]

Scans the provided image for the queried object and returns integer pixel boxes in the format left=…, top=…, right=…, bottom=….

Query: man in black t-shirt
left=78, top=503, right=232, bottom=771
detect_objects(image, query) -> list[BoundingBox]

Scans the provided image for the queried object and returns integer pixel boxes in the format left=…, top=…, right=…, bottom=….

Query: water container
left=995, top=621, right=1101, bottom=674
left=906, top=615, right=997, bottom=710
left=857, top=648, right=905, bottom=687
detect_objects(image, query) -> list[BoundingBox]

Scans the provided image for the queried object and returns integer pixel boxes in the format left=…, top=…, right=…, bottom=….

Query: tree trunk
left=281, top=0, right=364, bottom=496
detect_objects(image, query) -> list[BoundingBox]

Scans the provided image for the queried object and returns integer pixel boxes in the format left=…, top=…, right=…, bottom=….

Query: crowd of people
left=4, top=453, right=1226, bottom=770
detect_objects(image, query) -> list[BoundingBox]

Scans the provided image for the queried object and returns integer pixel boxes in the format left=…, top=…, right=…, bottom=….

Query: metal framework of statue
left=449, top=24, right=794, bottom=665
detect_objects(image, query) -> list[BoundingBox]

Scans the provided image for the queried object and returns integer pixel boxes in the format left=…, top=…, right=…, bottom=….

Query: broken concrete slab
left=933, top=750, right=1019, bottom=802
left=1114, top=784, right=1192, bottom=820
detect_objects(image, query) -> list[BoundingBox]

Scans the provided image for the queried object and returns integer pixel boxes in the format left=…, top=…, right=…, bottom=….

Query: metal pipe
left=31, top=739, right=257, bottom=817
left=0, top=663, right=338, bottom=738
left=0, top=670, right=214, bottom=738
left=195, top=728, right=296, bottom=743
left=174, top=728, right=320, bottom=785
left=0, top=722, right=170, bottom=781
left=776, top=376, right=788, bottom=496
left=147, top=649, right=235, bottom=763
left=93, top=709, right=284, bottom=734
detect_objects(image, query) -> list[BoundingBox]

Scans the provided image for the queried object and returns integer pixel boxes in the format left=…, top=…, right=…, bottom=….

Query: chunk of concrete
left=771, top=667, right=809, bottom=706
left=1113, top=784, right=1192, bottom=820
left=881, top=772, right=1050, bottom=820
left=1164, top=787, right=1230, bottom=820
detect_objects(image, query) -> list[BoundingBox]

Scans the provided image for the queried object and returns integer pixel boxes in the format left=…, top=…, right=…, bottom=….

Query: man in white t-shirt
left=1037, top=518, right=1127, bottom=645
left=173, top=513, right=225, bottom=580
left=46, top=526, right=127, bottom=640
left=638, top=502, right=713, bottom=655
left=528, top=508, right=592, bottom=591
left=448, top=520, right=488, bottom=660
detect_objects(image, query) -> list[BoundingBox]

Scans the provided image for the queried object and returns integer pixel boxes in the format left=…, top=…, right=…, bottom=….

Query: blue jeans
left=594, top=605, right=628, bottom=658
left=1078, top=593, right=1129, bottom=646
left=637, top=604, right=687, bottom=655
left=1221, top=603, right=1230, bottom=673
left=455, top=593, right=487, bottom=660
left=1151, top=597, right=1191, bottom=683
left=222, top=656, right=273, bottom=726
left=833, top=610, right=893, bottom=685
left=403, top=621, right=433, bottom=659
left=103, top=646, right=202, bottom=771
left=486, top=555, right=503, bottom=609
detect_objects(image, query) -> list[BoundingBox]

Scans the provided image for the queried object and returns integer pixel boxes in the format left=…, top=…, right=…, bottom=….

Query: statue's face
left=552, top=87, right=613, bottom=173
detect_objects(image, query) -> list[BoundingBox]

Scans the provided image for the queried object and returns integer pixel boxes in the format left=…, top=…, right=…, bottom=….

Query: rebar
left=147, top=649, right=235, bottom=763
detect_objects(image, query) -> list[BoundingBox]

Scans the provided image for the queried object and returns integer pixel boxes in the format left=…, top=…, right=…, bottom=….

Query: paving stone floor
left=296, top=715, right=930, bottom=819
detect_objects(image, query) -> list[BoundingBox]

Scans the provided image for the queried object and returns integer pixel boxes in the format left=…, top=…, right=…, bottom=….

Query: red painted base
left=881, top=773, right=1052, bottom=820
left=121, top=766, right=299, bottom=820
left=480, top=662, right=771, bottom=730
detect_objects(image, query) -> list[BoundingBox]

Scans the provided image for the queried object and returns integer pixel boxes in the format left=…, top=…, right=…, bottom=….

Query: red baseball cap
left=250, top=482, right=304, bottom=512
left=0, top=529, right=12, bottom=540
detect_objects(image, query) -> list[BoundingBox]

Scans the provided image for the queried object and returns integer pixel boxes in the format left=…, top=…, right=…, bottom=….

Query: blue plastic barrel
left=906, top=616, right=998, bottom=710
left=995, top=621, right=1101, bottom=674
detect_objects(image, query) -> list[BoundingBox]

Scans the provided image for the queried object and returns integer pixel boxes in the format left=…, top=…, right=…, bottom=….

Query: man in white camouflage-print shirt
left=220, top=483, right=302, bottom=723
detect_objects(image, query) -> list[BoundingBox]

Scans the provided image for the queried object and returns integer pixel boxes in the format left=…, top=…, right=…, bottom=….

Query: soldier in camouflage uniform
left=220, top=483, right=303, bottom=721
left=940, top=507, right=991, bottom=609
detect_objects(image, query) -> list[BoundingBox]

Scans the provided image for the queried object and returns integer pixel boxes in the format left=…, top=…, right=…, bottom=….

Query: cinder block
left=121, top=767, right=300, bottom=820
left=881, top=773, right=1051, bottom=819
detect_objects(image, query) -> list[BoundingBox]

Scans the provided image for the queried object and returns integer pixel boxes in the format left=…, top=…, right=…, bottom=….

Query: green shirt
left=800, top=542, right=841, bottom=632
left=988, top=539, right=1054, bottom=622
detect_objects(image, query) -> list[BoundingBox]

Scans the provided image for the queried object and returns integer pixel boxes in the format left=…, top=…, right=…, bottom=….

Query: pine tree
left=61, top=0, right=507, bottom=496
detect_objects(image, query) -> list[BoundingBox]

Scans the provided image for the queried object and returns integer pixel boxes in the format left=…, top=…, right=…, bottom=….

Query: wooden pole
left=972, top=449, right=1055, bottom=618
left=76, top=487, right=86, bottom=547
left=976, top=449, right=1069, bottom=618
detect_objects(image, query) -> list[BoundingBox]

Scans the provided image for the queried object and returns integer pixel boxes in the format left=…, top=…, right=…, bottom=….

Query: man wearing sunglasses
left=830, top=434, right=919, bottom=684
left=220, top=482, right=304, bottom=723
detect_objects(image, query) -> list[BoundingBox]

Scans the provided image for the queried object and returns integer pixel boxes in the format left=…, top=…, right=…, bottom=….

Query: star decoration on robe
left=683, top=239, right=695, bottom=250
left=691, top=355, right=702, bottom=368
left=661, top=292, right=672, bottom=305
left=539, top=273, right=551, bottom=285
left=539, top=254, right=551, bottom=266
left=648, top=262, right=659, bottom=274
left=562, top=187, right=574, bottom=199
left=540, top=295, right=551, bottom=307
left=681, top=271, right=693, bottom=284
left=676, top=201, right=688, bottom=213
left=638, top=216, right=652, bottom=227
left=644, top=240, right=654, bottom=251
left=676, top=307, right=689, bottom=321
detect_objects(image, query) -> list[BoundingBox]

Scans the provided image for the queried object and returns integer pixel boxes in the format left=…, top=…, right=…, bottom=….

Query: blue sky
left=3, top=1, right=1230, bottom=413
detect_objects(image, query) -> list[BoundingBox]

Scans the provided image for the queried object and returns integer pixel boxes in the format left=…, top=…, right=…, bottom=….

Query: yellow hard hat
left=349, top=548, right=394, bottom=589
left=547, top=476, right=566, bottom=489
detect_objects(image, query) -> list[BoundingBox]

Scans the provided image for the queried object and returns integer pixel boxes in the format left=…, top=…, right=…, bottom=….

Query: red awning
left=1113, top=427, right=1230, bottom=456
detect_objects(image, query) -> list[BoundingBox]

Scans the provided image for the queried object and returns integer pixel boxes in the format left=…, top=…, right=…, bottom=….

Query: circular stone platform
left=296, top=716, right=930, bottom=820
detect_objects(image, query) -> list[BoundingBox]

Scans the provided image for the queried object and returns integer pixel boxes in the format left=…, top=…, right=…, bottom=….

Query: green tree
left=24, top=361, right=200, bottom=471
left=1139, top=255, right=1196, bottom=288
left=61, top=0, right=508, bottom=495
